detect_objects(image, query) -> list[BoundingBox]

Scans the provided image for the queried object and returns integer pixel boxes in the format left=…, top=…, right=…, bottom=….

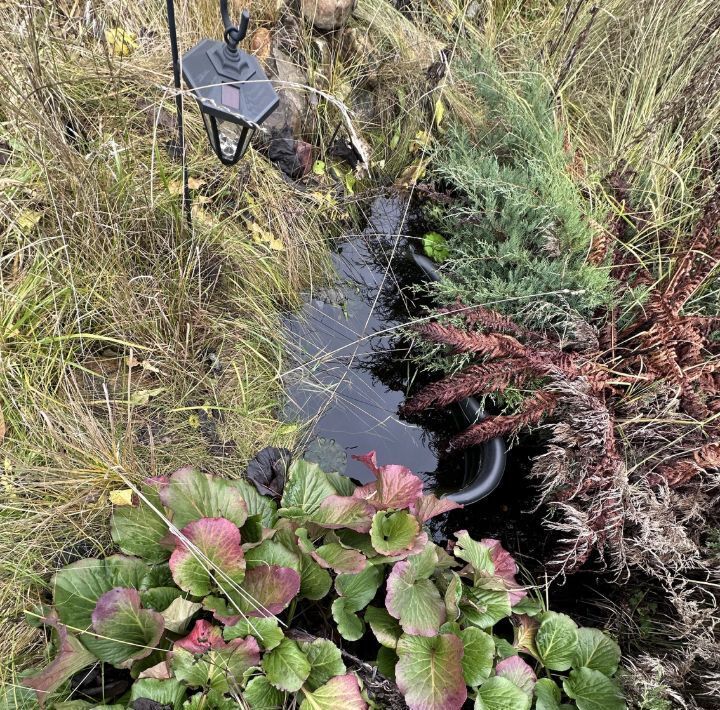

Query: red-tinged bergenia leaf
left=160, top=467, right=248, bottom=528
left=311, top=495, right=374, bottom=532
left=174, top=619, right=227, bottom=653
left=352, top=455, right=423, bottom=511
left=375, top=464, right=423, bottom=509
left=169, top=517, right=246, bottom=597
left=230, top=564, right=301, bottom=617
left=311, top=543, right=367, bottom=574
left=172, top=621, right=262, bottom=684
left=202, top=595, right=242, bottom=626
left=300, top=673, right=368, bottom=709
left=352, top=451, right=379, bottom=475
left=410, top=493, right=462, bottom=522
left=481, top=538, right=526, bottom=605
left=23, top=612, right=96, bottom=706
left=138, top=661, right=172, bottom=680
left=513, top=614, right=540, bottom=658
left=495, top=655, right=537, bottom=696
left=395, top=634, right=467, bottom=710
left=90, top=588, right=165, bottom=665
left=352, top=482, right=377, bottom=501
left=172, top=636, right=261, bottom=692
left=145, top=475, right=170, bottom=488
left=385, top=555, right=445, bottom=636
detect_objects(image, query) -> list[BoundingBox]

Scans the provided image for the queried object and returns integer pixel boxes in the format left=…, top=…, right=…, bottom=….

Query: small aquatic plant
left=12, top=451, right=625, bottom=710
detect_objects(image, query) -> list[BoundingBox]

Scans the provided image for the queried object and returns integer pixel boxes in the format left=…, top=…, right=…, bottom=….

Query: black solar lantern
left=181, top=6, right=279, bottom=166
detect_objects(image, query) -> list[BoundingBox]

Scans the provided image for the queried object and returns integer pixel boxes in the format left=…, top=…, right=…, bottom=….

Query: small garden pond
left=282, top=195, right=476, bottom=489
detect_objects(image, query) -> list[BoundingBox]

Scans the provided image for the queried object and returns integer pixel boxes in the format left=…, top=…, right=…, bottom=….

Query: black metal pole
left=167, top=0, right=192, bottom=226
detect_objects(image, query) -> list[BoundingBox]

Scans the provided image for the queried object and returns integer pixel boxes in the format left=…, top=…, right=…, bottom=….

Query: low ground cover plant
left=11, top=451, right=624, bottom=709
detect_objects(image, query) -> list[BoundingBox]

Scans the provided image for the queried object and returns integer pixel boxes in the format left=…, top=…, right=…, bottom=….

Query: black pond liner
left=281, top=196, right=505, bottom=504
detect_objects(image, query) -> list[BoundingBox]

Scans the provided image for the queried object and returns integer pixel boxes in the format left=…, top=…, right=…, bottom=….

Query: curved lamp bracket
left=220, top=1, right=249, bottom=51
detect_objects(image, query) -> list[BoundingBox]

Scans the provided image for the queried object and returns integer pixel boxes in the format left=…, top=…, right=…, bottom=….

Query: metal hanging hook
left=220, top=1, right=249, bottom=51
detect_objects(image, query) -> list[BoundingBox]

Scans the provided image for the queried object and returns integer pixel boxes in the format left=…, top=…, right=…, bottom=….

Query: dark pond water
left=281, top=195, right=471, bottom=490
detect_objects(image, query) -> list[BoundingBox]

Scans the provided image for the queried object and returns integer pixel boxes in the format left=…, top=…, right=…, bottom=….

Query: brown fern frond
left=666, top=184, right=720, bottom=311
left=462, top=304, right=531, bottom=338
left=588, top=217, right=611, bottom=266
left=449, top=390, right=557, bottom=448
left=413, top=321, right=526, bottom=358
left=402, top=359, right=544, bottom=414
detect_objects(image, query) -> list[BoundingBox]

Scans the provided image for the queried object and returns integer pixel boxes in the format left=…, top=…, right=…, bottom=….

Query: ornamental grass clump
left=8, top=451, right=624, bottom=710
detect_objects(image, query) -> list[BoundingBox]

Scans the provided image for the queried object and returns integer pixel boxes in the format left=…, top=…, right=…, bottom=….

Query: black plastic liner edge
left=410, top=251, right=506, bottom=504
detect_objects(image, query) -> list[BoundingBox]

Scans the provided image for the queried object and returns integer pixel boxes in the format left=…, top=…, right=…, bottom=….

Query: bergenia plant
left=15, top=450, right=626, bottom=710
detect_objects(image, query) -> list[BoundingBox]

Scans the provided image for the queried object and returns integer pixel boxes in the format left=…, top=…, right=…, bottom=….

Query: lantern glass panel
left=216, top=119, right=242, bottom=161
left=202, top=112, right=219, bottom=155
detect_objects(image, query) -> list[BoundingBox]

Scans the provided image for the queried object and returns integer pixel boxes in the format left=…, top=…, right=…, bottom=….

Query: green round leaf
left=300, top=638, right=346, bottom=691
left=299, top=674, right=366, bottom=710
left=422, top=231, right=450, bottom=262
left=386, top=559, right=445, bottom=636
left=245, top=539, right=301, bottom=573
left=460, top=584, right=511, bottom=629
left=459, top=627, right=494, bottom=687
left=313, top=543, right=367, bottom=574
left=573, top=628, right=620, bottom=676
left=160, top=467, right=248, bottom=529
left=243, top=676, right=285, bottom=709
left=299, top=553, right=333, bottom=600
left=376, top=646, right=398, bottom=680
left=396, top=634, right=467, bottom=710
left=262, top=638, right=311, bottom=693
left=111, top=483, right=170, bottom=563
left=129, top=679, right=186, bottom=709
left=474, top=676, right=531, bottom=710
left=365, top=606, right=402, bottom=649
left=371, top=511, right=420, bottom=556
left=453, top=531, right=494, bottom=576
left=335, top=564, right=384, bottom=610
left=331, top=597, right=365, bottom=641
left=223, top=617, right=284, bottom=650
left=280, top=460, right=338, bottom=515
left=536, top=612, right=579, bottom=671
left=231, top=479, right=278, bottom=527
left=534, top=678, right=562, bottom=710
left=563, top=668, right=626, bottom=710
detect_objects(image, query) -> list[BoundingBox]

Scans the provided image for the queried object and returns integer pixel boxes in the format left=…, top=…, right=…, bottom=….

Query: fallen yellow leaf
left=109, top=489, right=134, bottom=506
left=410, top=130, right=432, bottom=154
left=434, top=98, right=446, bottom=127
left=128, top=386, right=165, bottom=405
left=248, top=221, right=285, bottom=251
left=105, top=28, right=138, bottom=57
left=16, top=209, right=42, bottom=234
left=395, top=163, right=427, bottom=188
left=192, top=205, right=218, bottom=227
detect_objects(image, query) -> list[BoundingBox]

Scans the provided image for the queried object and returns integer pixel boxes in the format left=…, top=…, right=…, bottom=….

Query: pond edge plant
left=10, top=450, right=625, bottom=710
